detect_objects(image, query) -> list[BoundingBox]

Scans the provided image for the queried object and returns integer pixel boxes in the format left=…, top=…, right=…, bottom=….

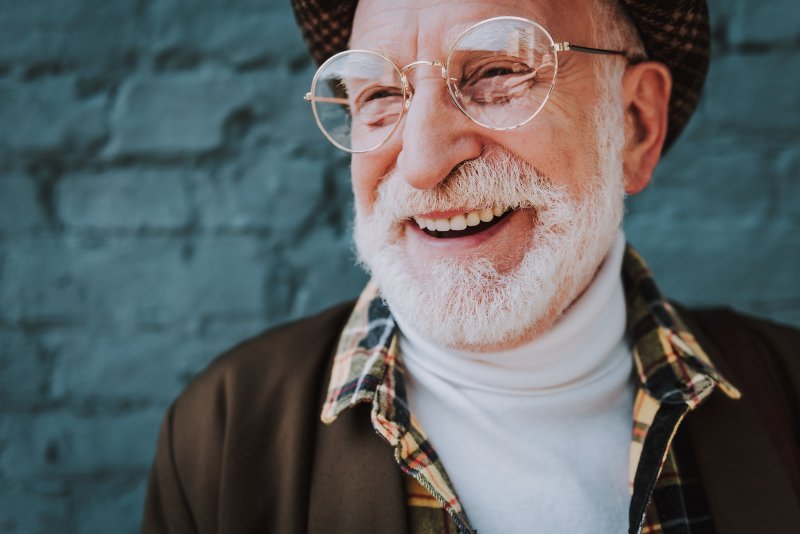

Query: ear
left=621, top=61, right=672, bottom=195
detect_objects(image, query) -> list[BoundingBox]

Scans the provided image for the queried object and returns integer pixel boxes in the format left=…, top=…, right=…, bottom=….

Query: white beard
left=353, top=67, right=627, bottom=351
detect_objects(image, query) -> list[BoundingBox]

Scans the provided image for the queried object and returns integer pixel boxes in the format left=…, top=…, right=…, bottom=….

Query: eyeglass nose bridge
left=399, top=60, right=447, bottom=110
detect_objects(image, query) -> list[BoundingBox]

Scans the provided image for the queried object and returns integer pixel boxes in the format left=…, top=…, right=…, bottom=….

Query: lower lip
left=404, top=210, right=519, bottom=251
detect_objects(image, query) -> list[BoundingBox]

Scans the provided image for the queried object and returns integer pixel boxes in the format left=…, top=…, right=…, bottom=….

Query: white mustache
left=372, top=150, right=571, bottom=222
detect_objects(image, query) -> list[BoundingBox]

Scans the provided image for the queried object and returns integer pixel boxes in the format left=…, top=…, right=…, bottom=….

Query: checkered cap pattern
left=291, top=0, right=710, bottom=151
left=619, top=0, right=710, bottom=149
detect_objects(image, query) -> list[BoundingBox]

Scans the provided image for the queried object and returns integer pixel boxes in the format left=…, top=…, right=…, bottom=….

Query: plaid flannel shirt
left=321, top=245, right=741, bottom=533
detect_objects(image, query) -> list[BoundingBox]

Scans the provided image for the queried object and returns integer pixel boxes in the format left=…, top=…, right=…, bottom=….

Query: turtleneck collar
left=394, top=230, right=628, bottom=395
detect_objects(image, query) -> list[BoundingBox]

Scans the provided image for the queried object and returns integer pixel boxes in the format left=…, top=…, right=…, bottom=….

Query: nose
left=394, top=74, right=483, bottom=190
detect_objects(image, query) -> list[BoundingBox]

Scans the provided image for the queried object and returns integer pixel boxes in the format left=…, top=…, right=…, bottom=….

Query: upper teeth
left=413, top=206, right=507, bottom=232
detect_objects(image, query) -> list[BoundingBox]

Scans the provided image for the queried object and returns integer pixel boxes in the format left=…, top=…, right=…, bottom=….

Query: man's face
left=351, top=0, right=628, bottom=350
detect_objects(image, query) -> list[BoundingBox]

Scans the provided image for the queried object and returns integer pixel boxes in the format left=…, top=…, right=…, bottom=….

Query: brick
left=0, top=0, right=142, bottom=67
left=624, top=216, right=800, bottom=310
left=149, top=3, right=304, bottom=67
left=0, top=329, right=47, bottom=403
left=0, top=235, right=269, bottom=325
left=707, top=0, right=733, bottom=25
left=729, top=0, right=800, bottom=46
left=57, top=169, right=191, bottom=230
left=262, top=68, right=335, bottom=152
left=0, top=482, right=72, bottom=534
left=193, top=151, right=326, bottom=231
left=283, top=226, right=369, bottom=319
left=105, top=69, right=270, bottom=156
left=0, top=409, right=162, bottom=480
left=628, top=137, right=772, bottom=222
left=0, top=238, right=81, bottom=323
left=72, top=478, right=147, bottom=534
left=47, top=319, right=265, bottom=403
left=774, top=147, right=800, bottom=217
left=704, top=52, right=800, bottom=134
left=0, top=76, right=107, bottom=151
left=0, top=174, right=47, bottom=232
left=183, top=235, right=270, bottom=318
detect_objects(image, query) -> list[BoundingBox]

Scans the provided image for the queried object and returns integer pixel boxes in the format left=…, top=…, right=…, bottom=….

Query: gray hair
left=592, top=0, right=647, bottom=59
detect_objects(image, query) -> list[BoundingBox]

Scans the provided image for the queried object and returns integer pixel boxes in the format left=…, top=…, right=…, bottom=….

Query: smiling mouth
left=412, top=206, right=513, bottom=238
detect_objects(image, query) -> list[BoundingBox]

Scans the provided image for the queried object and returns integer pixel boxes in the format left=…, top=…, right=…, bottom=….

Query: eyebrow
left=326, top=52, right=400, bottom=80
left=443, top=22, right=481, bottom=52
left=351, top=20, right=499, bottom=65
left=348, top=21, right=516, bottom=67
left=350, top=43, right=400, bottom=64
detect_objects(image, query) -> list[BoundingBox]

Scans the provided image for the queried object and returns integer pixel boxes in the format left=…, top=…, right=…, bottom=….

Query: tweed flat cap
left=291, top=0, right=710, bottom=150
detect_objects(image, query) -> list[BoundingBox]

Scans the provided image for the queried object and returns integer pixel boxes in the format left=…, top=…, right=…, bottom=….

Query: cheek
left=350, top=155, right=380, bottom=215
left=491, top=120, right=593, bottom=197
left=351, top=150, right=398, bottom=215
left=542, top=91, right=607, bottom=194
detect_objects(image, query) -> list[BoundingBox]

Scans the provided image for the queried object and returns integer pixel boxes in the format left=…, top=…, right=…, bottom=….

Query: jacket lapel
left=308, top=340, right=408, bottom=534
left=308, top=402, right=408, bottom=534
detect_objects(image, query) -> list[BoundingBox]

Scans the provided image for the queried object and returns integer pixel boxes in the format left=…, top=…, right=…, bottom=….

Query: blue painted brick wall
left=0, top=0, right=798, bottom=531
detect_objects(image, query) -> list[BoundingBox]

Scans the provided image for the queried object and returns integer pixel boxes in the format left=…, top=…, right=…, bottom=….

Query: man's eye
left=351, top=86, right=404, bottom=128
left=458, top=61, right=540, bottom=106
left=355, top=86, right=403, bottom=105
left=364, top=88, right=402, bottom=101
left=478, top=66, right=516, bottom=79
left=355, top=88, right=402, bottom=114
left=465, top=61, right=531, bottom=85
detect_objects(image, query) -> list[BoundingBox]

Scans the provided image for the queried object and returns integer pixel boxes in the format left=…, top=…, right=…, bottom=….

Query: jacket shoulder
left=179, top=299, right=356, bottom=411
left=677, top=306, right=800, bottom=388
left=143, top=300, right=356, bottom=533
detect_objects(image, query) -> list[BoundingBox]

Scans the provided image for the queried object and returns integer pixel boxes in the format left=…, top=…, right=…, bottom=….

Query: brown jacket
left=142, top=302, right=800, bottom=533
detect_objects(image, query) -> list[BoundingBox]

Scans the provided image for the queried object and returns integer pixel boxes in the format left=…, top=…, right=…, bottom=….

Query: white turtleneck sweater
left=394, top=231, right=633, bottom=534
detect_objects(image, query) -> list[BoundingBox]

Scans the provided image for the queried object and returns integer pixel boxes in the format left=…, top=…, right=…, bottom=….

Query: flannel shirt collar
left=621, top=246, right=740, bottom=407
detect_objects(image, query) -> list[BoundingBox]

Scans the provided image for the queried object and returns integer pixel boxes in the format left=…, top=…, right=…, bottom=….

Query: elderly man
left=142, top=0, right=800, bottom=532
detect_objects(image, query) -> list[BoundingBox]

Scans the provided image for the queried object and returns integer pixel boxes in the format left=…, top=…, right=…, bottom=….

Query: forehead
left=351, top=0, right=590, bottom=59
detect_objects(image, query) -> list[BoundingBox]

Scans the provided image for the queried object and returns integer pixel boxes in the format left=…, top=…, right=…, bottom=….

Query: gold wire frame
left=304, top=16, right=625, bottom=154
left=306, top=49, right=408, bottom=153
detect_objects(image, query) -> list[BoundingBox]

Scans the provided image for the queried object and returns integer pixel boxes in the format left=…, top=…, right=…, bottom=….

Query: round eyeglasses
left=304, top=16, right=627, bottom=153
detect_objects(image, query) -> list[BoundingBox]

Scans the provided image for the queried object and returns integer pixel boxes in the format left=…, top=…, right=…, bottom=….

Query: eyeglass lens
left=309, top=17, right=558, bottom=153
left=311, top=51, right=405, bottom=152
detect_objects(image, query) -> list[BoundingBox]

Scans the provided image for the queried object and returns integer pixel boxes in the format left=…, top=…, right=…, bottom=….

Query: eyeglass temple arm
left=304, top=93, right=348, bottom=104
left=553, top=42, right=626, bottom=56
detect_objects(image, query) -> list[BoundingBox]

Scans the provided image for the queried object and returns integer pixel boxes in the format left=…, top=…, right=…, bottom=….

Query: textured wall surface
left=0, top=0, right=798, bottom=531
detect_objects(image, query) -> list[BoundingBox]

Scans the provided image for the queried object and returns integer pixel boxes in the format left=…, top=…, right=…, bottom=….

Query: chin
left=355, top=189, right=623, bottom=351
